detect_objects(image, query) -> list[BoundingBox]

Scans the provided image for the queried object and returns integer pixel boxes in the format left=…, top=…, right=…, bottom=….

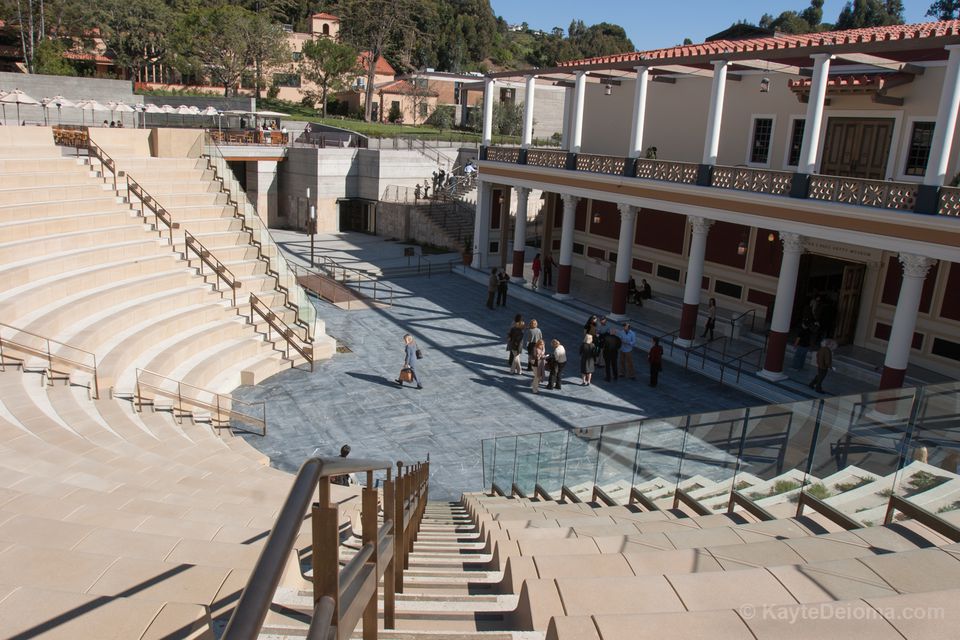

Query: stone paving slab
left=234, top=272, right=759, bottom=500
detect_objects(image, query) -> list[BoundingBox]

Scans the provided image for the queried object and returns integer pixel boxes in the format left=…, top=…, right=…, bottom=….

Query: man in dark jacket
left=486, top=268, right=498, bottom=310
left=603, top=329, right=622, bottom=382
left=648, top=336, right=664, bottom=387
left=809, top=340, right=833, bottom=393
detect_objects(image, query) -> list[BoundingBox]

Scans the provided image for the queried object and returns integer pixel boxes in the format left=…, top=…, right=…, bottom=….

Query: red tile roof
left=311, top=12, right=339, bottom=21
left=358, top=52, right=396, bottom=76
left=558, top=20, right=960, bottom=67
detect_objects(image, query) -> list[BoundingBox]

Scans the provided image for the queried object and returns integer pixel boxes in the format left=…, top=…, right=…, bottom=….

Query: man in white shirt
left=547, top=339, right=567, bottom=390
left=620, top=323, right=637, bottom=380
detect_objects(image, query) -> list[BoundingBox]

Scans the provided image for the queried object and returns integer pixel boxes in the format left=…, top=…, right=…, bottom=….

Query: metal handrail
left=883, top=494, right=960, bottom=542
left=86, top=138, right=120, bottom=193
left=134, top=368, right=266, bottom=435
left=184, top=230, right=241, bottom=307
left=297, top=259, right=394, bottom=309
left=730, top=307, right=758, bottom=335
left=795, top=488, right=863, bottom=530
left=124, top=174, right=180, bottom=244
left=0, top=321, right=100, bottom=399
left=727, top=489, right=776, bottom=521
left=672, top=487, right=712, bottom=516
left=683, top=335, right=728, bottom=370
left=718, top=346, right=764, bottom=384
left=221, top=456, right=429, bottom=640
left=249, top=292, right=314, bottom=370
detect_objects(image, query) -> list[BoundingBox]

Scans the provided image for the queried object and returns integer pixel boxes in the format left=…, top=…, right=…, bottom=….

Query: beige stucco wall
left=150, top=128, right=204, bottom=158
left=87, top=128, right=152, bottom=157
left=579, top=62, right=957, bottom=182
left=1, top=126, right=54, bottom=147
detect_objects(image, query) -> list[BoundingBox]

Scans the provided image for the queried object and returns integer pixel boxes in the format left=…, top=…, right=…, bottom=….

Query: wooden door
left=834, top=263, right=866, bottom=345
left=820, top=118, right=894, bottom=179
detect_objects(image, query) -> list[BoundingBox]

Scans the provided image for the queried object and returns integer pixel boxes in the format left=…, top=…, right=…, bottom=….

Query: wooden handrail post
left=313, top=477, right=340, bottom=620
left=394, top=462, right=405, bottom=594
left=361, top=471, right=379, bottom=640
left=382, top=471, right=396, bottom=629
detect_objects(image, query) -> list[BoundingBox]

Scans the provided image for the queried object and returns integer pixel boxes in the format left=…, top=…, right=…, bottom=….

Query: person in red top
left=648, top=336, right=664, bottom=387
left=531, top=253, right=542, bottom=290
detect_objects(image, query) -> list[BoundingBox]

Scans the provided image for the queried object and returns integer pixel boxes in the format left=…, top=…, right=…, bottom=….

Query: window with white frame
left=786, top=118, right=805, bottom=167
left=904, top=121, right=935, bottom=177
left=749, top=117, right=774, bottom=165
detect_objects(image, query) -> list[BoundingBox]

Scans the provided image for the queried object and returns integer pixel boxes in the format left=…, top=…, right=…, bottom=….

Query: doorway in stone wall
left=793, top=253, right=866, bottom=345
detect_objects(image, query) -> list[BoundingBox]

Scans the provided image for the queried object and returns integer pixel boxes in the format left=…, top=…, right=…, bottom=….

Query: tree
left=247, top=11, right=291, bottom=98
left=336, top=0, right=418, bottom=122
left=96, top=0, right=173, bottom=81
left=835, top=0, right=904, bottom=29
left=927, top=0, right=960, bottom=18
left=33, top=38, right=76, bottom=76
left=407, top=77, right=432, bottom=125
left=300, top=36, right=357, bottom=117
left=176, top=5, right=255, bottom=96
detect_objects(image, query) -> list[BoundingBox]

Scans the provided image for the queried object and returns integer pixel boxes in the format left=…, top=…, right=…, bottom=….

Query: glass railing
left=481, top=381, right=960, bottom=525
left=201, top=134, right=318, bottom=339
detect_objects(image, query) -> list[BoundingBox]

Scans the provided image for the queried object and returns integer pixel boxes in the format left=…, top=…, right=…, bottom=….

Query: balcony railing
left=482, top=146, right=956, bottom=216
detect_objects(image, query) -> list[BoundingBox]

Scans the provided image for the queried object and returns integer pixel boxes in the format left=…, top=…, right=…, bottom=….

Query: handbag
left=415, top=348, right=423, bottom=359
left=399, top=367, right=414, bottom=382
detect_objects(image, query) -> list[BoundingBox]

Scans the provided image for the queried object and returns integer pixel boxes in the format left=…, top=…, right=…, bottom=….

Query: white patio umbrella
left=174, top=104, right=198, bottom=127
left=109, top=101, right=136, bottom=128
left=199, top=106, right=222, bottom=135
left=76, top=99, right=108, bottom=126
left=41, top=95, right=76, bottom=126
left=0, top=89, right=40, bottom=126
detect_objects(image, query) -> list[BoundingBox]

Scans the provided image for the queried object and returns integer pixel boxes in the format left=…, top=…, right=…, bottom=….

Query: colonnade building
left=470, top=20, right=960, bottom=387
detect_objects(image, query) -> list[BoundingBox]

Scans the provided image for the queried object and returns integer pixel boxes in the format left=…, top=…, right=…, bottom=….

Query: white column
left=759, top=232, right=805, bottom=381
left=676, top=216, right=713, bottom=347
left=554, top=193, right=579, bottom=299
left=609, top=204, right=638, bottom=320
left=798, top=53, right=833, bottom=175
left=628, top=66, right=650, bottom=159
left=481, top=77, right=495, bottom=147
left=569, top=71, right=587, bottom=153
left=560, top=86, right=572, bottom=150
left=882, top=253, right=935, bottom=376
left=926, top=45, right=960, bottom=186
left=511, top=187, right=530, bottom=282
left=471, top=180, right=492, bottom=269
left=521, top=75, right=536, bottom=149
left=701, top=60, right=728, bottom=165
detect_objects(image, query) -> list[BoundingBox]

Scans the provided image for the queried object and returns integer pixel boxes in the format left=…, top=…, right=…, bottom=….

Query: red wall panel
left=636, top=208, right=685, bottom=254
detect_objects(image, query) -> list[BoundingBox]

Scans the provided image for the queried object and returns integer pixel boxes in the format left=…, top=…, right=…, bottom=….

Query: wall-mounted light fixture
left=760, top=76, right=771, bottom=93
left=737, top=240, right=748, bottom=256
left=604, top=83, right=613, bottom=96
left=767, top=231, right=776, bottom=243
left=592, top=211, right=602, bottom=225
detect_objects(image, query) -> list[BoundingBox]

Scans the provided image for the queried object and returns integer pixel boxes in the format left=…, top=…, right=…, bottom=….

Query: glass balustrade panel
left=679, top=408, right=748, bottom=513
left=632, top=415, right=688, bottom=506
left=595, top=421, right=642, bottom=505
left=561, top=425, right=602, bottom=500
left=492, top=436, right=518, bottom=493
left=513, top=433, right=543, bottom=496
left=535, top=430, right=569, bottom=496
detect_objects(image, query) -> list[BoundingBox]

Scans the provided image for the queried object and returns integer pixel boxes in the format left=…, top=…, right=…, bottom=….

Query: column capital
left=617, top=203, right=637, bottom=220
left=898, top=253, right=935, bottom=279
left=780, top=231, right=805, bottom=254
left=634, top=64, right=649, bottom=73
left=514, top=185, right=530, bottom=198
left=561, top=193, right=580, bottom=208
left=810, top=53, right=835, bottom=62
left=710, top=59, right=728, bottom=69
left=689, top=216, right=714, bottom=235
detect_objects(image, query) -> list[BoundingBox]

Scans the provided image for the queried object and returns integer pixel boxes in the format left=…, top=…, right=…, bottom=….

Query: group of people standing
left=506, top=313, right=665, bottom=393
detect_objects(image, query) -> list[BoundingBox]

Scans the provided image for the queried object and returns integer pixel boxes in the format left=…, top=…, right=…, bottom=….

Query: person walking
left=702, top=298, right=717, bottom=341
left=603, top=328, right=622, bottom=382
left=525, top=319, right=543, bottom=371
left=546, top=338, right=567, bottom=390
left=792, top=321, right=813, bottom=370
left=486, top=268, right=498, bottom=310
left=648, top=337, right=664, bottom=387
left=809, top=339, right=834, bottom=393
left=531, top=339, right=546, bottom=393
left=583, top=315, right=598, bottom=340
left=395, top=334, right=423, bottom=389
left=596, top=316, right=610, bottom=368
left=640, top=279, right=653, bottom=300
left=496, top=269, right=510, bottom=307
left=620, top=323, right=637, bottom=380
left=531, top=253, right=542, bottom=290
left=580, top=334, right=596, bottom=386
left=543, top=253, right=554, bottom=287
left=507, top=316, right=525, bottom=374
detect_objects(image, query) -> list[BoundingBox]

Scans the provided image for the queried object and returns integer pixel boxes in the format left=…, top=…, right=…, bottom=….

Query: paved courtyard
left=235, top=269, right=760, bottom=500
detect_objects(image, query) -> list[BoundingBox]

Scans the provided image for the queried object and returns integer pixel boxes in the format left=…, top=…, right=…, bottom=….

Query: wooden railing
left=134, top=368, right=266, bottom=436
left=249, top=292, right=314, bottom=370
left=184, top=230, right=242, bottom=307
left=0, top=322, right=100, bottom=399
left=221, top=457, right=429, bottom=640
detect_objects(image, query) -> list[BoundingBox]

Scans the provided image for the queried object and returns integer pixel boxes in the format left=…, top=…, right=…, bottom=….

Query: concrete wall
left=0, top=125, right=53, bottom=146
left=579, top=62, right=957, bottom=181
left=0, top=72, right=142, bottom=126
left=87, top=128, right=152, bottom=157
left=277, top=146, right=450, bottom=233
left=150, top=128, right=204, bottom=158
left=375, top=202, right=457, bottom=248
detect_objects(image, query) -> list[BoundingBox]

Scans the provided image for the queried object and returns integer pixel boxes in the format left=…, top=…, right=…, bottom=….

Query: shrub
left=426, top=105, right=455, bottom=130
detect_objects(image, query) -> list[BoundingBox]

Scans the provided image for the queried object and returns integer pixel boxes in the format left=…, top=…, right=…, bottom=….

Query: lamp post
left=309, top=204, right=317, bottom=268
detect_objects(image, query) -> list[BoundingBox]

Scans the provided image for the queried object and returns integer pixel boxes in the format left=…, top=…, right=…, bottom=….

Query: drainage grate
left=335, top=340, right=352, bottom=354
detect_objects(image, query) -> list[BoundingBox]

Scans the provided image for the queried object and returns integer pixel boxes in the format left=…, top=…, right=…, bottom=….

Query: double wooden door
left=820, top=117, right=894, bottom=179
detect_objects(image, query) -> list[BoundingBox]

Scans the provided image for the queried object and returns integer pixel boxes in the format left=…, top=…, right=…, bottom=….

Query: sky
left=488, top=1, right=934, bottom=51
